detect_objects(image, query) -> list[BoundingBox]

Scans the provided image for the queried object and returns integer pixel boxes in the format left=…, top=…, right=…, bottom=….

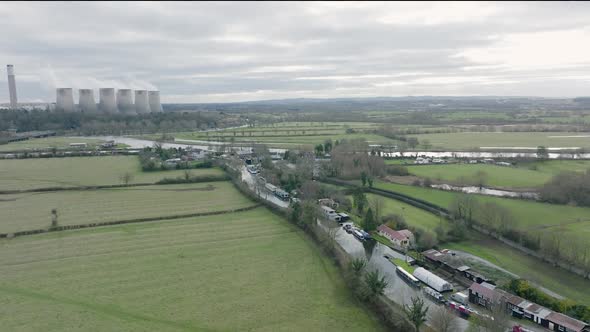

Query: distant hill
left=164, top=96, right=590, bottom=113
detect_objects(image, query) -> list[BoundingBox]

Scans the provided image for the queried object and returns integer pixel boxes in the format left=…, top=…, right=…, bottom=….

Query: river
left=84, top=136, right=287, bottom=154
left=431, top=184, right=539, bottom=199
left=380, top=151, right=590, bottom=159
left=83, top=135, right=589, bottom=160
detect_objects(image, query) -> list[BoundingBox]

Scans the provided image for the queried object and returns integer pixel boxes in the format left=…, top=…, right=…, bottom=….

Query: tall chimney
left=7, top=65, right=18, bottom=109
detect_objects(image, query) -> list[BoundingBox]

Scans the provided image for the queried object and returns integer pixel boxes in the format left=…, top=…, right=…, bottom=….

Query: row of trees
left=540, top=170, right=590, bottom=206
left=139, top=144, right=213, bottom=171
left=0, top=110, right=235, bottom=136
left=326, top=139, right=386, bottom=179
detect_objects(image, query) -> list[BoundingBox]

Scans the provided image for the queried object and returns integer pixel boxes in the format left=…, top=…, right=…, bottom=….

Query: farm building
left=422, top=249, right=492, bottom=284
left=412, top=267, right=453, bottom=292
left=545, top=312, right=589, bottom=332
left=469, top=282, right=589, bottom=332
left=468, top=282, right=506, bottom=309
left=377, top=225, right=414, bottom=248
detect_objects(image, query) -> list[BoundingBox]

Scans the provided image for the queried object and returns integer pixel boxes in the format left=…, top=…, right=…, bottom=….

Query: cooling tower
left=56, top=88, right=75, bottom=112
left=7, top=65, right=18, bottom=109
left=78, top=89, right=97, bottom=113
left=99, top=88, right=117, bottom=113
left=148, top=91, right=163, bottom=113
left=117, top=89, right=135, bottom=114
left=134, top=90, right=150, bottom=114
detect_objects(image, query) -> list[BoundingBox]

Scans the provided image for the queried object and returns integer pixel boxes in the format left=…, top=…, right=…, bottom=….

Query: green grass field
left=372, top=180, right=590, bottom=302
left=366, top=193, right=446, bottom=233
left=407, top=164, right=551, bottom=188
left=374, top=180, right=590, bottom=243
left=0, top=208, right=383, bottom=331
left=0, top=137, right=120, bottom=152
left=406, top=160, right=590, bottom=189
left=175, top=133, right=396, bottom=148
left=0, top=156, right=224, bottom=191
left=445, top=234, right=590, bottom=304
left=0, top=182, right=255, bottom=234
left=409, top=132, right=590, bottom=150
left=390, top=258, right=415, bottom=274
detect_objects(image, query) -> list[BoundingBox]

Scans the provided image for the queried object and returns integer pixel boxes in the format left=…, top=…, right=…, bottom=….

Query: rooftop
left=468, top=282, right=497, bottom=301
left=546, top=312, right=589, bottom=332
left=377, top=225, right=410, bottom=241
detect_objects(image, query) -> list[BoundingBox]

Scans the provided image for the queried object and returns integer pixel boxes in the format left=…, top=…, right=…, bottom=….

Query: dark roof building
left=468, top=282, right=589, bottom=332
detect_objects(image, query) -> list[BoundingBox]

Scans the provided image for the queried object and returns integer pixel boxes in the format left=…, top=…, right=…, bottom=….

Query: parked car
left=360, top=230, right=372, bottom=240
left=343, top=224, right=353, bottom=233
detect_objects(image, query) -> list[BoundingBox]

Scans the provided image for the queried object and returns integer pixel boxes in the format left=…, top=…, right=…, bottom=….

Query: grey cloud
left=1, top=1, right=590, bottom=103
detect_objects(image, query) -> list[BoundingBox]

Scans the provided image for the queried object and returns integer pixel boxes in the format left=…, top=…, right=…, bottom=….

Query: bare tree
left=119, top=172, right=134, bottom=185
left=449, top=194, right=477, bottom=227
left=431, top=306, right=458, bottom=332
left=370, top=196, right=385, bottom=223
left=51, top=208, right=58, bottom=228
left=474, top=170, right=488, bottom=189
left=404, top=296, right=429, bottom=332
left=327, top=227, right=338, bottom=251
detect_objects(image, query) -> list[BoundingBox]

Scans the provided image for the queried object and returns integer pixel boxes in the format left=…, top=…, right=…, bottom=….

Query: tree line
left=0, top=110, right=236, bottom=136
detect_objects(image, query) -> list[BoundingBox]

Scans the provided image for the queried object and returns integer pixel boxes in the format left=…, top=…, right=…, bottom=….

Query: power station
left=54, top=87, right=162, bottom=114
left=148, top=91, right=163, bottom=112
left=4, top=64, right=163, bottom=114
left=134, top=90, right=150, bottom=114
left=117, top=89, right=135, bottom=114
left=56, top=88, right=75, bottom=112
left=98, top=88, right=117, bottom=113
left=79, top=89, right=97, bottom=113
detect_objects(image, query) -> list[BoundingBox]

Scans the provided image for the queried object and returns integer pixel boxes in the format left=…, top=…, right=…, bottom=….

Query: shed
left=412, top=267, right=453, bottom=292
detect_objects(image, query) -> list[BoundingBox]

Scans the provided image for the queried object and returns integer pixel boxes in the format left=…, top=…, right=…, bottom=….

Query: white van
left=451, top=292, right=469, bottom=305
left=321, top=206, right=341, bottom=222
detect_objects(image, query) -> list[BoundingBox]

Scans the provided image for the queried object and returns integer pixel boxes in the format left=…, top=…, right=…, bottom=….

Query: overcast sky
left=1, top=1, right=590, bottom=103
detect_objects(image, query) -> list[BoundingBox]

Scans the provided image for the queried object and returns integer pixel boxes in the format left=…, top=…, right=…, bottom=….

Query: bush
left=383, top=213, right=407, bottom=230
left=521, top=234, right=541, bottom=251
left=501, top=228, right=522, bottom=243
left=386, top=165, right=410, bottom=176
left=540, top=171, right=590, bottom=207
